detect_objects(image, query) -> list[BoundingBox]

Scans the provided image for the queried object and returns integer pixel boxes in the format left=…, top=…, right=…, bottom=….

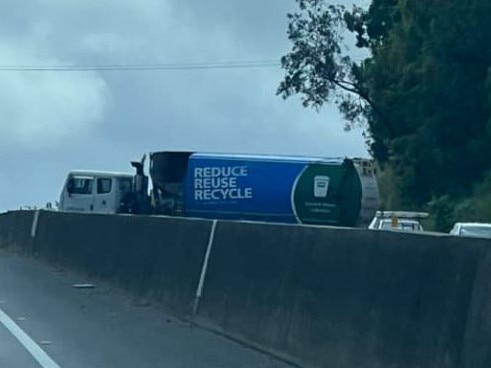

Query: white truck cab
left=59, top=171, right=134, bottom=214
left=368, top=211, right=429, bottom=232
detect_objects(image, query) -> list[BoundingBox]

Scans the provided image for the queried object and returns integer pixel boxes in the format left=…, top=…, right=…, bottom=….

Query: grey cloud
left=0, top=0, right=367, bottom=211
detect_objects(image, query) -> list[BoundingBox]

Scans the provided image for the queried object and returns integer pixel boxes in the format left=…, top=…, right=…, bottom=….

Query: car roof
left=69, top=170, right=133, bottom=178
left=456, top=222, right=491, bottom=228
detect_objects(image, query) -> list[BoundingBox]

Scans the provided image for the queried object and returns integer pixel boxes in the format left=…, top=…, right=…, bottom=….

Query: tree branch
left=332, top=78, right=396, bottom=137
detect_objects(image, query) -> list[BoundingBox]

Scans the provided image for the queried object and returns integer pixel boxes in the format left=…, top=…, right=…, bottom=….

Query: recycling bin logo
left=291, top=164, right=336, bottom=224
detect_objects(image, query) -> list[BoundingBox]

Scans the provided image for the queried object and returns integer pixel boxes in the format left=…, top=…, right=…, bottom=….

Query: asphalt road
left=0, top=249, right=292, bottom=368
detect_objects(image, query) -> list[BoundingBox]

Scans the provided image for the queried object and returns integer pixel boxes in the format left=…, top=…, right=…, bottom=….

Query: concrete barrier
left=0, top=210, right=36, bottom=249
left=32, top=211, right=212, bottom=316
left=463, top=245, right=491, bottom=368
left=197, top=221, right=489, bottom=368
left=2, top=210, right=491, bottom=368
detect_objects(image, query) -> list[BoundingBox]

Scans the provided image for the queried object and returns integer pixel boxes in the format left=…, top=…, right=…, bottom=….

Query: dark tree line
left=279, top=0, right=491, bottom=229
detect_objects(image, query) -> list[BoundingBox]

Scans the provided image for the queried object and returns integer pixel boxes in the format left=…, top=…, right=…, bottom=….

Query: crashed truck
left=59, top=151, right=380, bottom=227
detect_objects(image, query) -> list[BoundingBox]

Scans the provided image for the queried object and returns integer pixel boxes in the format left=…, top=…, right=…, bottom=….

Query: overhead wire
left=0, top=60, right=281, bottom=72
left=0, top=54, right=371, bottom=72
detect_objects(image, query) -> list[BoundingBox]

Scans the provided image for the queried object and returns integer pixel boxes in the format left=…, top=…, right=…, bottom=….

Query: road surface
left=0, top=249, right=292, bottom=368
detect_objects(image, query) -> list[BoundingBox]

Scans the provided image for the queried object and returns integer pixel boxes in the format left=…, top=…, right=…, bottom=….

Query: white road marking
left=0, top=306, right=62, bottom=368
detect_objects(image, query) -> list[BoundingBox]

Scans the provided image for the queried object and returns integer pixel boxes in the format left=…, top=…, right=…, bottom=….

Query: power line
left=0, top=60, right=281, bottom=72
left=0, top=56, right=372, bottom=72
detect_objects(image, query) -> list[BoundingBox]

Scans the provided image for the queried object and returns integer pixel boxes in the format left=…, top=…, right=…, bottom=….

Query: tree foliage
left=279, top=0, right=491, bottom=225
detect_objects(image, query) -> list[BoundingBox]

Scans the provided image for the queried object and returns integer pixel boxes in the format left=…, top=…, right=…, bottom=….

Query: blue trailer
left=149, top=151, right=380, bottom=227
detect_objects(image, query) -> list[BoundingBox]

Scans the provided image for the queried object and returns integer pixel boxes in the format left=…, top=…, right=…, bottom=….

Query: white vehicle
left=59, top=171, right=135, bottom=214
left=368, top=211, right=428, bottom=232
left=449, top=223, right=491, bottom=239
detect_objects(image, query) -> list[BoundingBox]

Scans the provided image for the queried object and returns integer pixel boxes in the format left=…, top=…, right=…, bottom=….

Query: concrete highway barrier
left=1, top=210, right=491, bottom=368
left=1, top=210, right=211, bottom=316
left=197, top=221, right=487, bottom=368
left=0, top=210, right=35, bottom=249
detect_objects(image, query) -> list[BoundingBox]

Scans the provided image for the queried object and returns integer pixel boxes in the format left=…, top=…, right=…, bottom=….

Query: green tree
left=279, top=0, right=491, bottom=220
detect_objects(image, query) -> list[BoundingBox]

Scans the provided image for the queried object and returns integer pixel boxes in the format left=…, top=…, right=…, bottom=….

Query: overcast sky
left=0, top=0, right=367, bottom=211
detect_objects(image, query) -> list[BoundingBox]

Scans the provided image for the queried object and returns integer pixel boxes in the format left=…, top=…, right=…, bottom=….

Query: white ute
left=369, top=211, right=429, bottom=232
